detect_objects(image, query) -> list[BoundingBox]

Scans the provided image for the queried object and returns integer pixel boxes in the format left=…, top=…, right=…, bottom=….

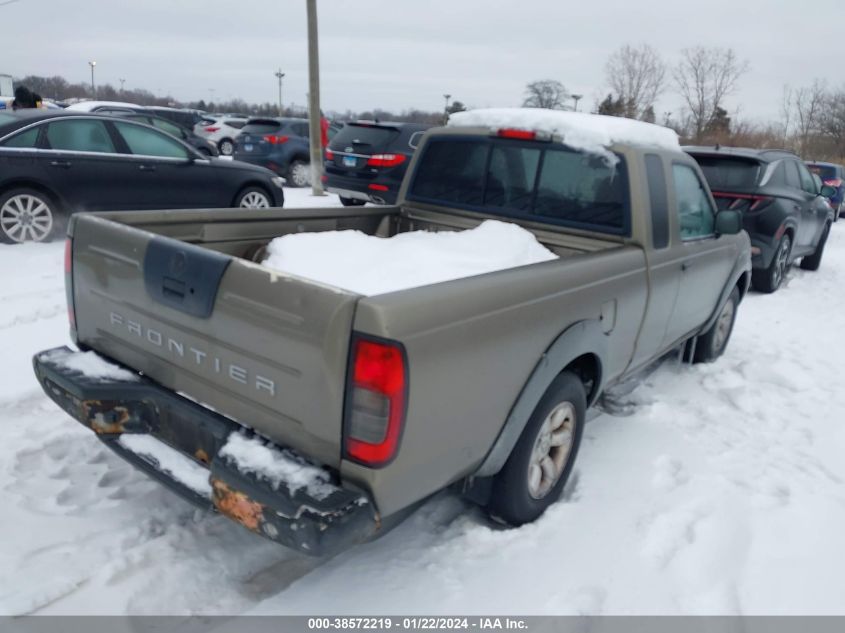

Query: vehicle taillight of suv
left=324, top=121, right=431, bottom=206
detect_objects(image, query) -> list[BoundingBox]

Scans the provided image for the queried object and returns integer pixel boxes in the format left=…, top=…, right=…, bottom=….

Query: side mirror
left=820, top=184, right=837, bottom=199
left=715, top=209, right=742, bottom=236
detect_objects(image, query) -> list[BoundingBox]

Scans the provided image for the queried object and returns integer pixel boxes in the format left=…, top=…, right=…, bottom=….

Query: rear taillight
left=824, top=179, right=842, bottom=188
left=366, top=153, right=406, bottom=168
left=64, top=239, right=75, bottom=329
left=368, top=184, right=389, bottom=192
left=204, top=126, right=220, bottom=132
left=714, top=192, right=774, bottom=213
left=325, top=149, right=335, bottom=160
left=344, top=336, right=407, bottom=467
left=263, top=134, right=289, bottom=145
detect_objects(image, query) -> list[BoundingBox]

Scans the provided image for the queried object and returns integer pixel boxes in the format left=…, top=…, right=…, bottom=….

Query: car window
left=785, top=160, right=802, bottom=189
left=113, top=121, right=190, bottom=159
left=151, top=118, right=185, bottom=139
left=408, top=131, right=425, bottom=149
left=46, top=119, right=115, bottom=153
left=673, top=164, right=715, bottom=240
left=2, top=126, right=40, bottom=148
left=292, top=123, right=309, bottom=138
left=225, top=120, right=246, bottom=130
left=534, top=148, right=627, bottom=231
left=485, top=144, right=541, bottom=211
left=797, top=162, right=818, bottom=194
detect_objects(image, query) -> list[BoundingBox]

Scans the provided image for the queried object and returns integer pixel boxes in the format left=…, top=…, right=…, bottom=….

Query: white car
left=194, top=116, right=249, bottom=156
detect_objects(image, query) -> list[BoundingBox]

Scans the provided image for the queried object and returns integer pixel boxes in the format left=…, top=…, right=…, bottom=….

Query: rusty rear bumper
left=33, top=346, right=379, bottom=556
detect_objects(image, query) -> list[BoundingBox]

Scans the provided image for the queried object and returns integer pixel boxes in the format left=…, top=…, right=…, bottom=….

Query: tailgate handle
left=143, top=237, right=231, bottom=318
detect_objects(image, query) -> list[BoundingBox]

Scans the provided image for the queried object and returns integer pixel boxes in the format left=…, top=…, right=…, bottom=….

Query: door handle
left=138, top=164, right=157, bottom=172
left=49, top=160, right=71, bottom=169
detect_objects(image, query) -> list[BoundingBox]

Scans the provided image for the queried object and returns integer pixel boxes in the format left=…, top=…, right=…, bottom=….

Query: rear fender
left=472, top=319, right=608, bottom=478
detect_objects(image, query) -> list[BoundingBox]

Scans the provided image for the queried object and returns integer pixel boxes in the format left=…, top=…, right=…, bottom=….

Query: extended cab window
left=45, top=119, right=115, bottom=154
left=409, top=137, right=629, bottom=234
left=114, top=121, right=190, bottom=159
left=673, top=164, right=715, bottom=240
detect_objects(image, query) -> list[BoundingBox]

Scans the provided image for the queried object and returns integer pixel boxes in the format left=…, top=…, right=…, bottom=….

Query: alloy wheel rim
left=713, top=298, right=735, bottom=352
left=0, top=194, right=53, bottom=243
left=773, top=236, right=790, bottom=288
left=220, top=140, right=234, bottom=155
left=290, top=163, right=310, bottom=187
left=239, top=192, right=270, bottom=209
left=527, top=401, right=576, bottom=500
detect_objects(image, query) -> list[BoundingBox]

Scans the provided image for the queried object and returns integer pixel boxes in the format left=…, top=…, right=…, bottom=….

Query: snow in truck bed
left=262, top=219, right=558, bottom=296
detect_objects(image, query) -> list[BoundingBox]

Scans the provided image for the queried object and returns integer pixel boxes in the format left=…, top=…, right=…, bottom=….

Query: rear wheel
left=752, top=234, right=791, bottom=293
left=800, top=222, right=831, bottom=271
left=287, top=160, right=310, bottom=188
left=694, top=287, right=740, bottom=363
left=218, top=138, right=234, bottom=156
left=340, top=196, right=366, bottom=207
left=234, top=186, right=271, bottom=209
left=487, top=372, right=585, bottom=525
left=0, top=188, right=59, bottom=244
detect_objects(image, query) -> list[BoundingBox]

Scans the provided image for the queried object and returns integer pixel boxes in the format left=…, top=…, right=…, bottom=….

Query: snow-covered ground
left=2, top=188, right=845, bottom=615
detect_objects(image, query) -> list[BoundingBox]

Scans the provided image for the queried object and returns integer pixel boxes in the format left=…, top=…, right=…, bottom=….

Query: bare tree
left=819, top=89, right=845, bottom=158
left=523, top=80, right=568, bottom=110
left=793, top=80, right=827, bottom=155
left=673, top=47, right=749, bottom=142
left=604, top=44, right=666, bottom=120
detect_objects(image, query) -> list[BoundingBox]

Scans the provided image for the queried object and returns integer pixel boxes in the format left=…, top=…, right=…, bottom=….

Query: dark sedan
left=0, top=110, right=284, bottom=243
left=686, top=146, right=835, bottom=293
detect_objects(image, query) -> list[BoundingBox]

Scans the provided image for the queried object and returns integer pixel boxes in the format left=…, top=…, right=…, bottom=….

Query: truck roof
left=448, top=108, right=681, bottom=158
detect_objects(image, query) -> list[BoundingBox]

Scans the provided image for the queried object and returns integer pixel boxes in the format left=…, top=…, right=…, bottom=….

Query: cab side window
left=673, top=164, right=715, bottom=240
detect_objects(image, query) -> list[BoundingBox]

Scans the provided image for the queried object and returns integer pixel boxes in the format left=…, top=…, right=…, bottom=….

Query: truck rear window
left=408, top=137, right=629, bottom=235
left=693, top=156, right=761, bottom=191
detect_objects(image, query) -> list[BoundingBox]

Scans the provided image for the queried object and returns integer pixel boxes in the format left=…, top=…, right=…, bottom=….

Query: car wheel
left=694, top=287, right=740, bottom=363
left=218, top=139, right=234, bottom=156
left=234, top=187, right=271, bottom=209
left=800, top=222, right=831, bottom=271
left=340, top=196, right=366, bottom=207
left=287, top=160, right=311, bottom=188
left=751, top=233, right=791, bottom=293
left=0, top=188, right=60, bottom=244
left=487, top=371, right=585, bottom=526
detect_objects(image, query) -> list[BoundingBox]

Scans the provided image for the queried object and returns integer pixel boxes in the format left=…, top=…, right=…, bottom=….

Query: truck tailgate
left=70, top=214, right=358, bottom=468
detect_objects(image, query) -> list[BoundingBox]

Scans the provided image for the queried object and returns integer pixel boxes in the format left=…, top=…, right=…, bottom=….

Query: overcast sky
left=4, top=0, right=843, bottom=122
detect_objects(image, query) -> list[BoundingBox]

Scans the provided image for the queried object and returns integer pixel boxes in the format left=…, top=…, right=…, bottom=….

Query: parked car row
left=0, top=110, right=284, bottom=243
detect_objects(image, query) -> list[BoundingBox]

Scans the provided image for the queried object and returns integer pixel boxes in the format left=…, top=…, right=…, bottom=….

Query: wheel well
left=736, top=271, right=750, bottom=300
left=0, top=181, right=65, bottom=214
left=562, top=353, right=601, bottom=404
left=232, top=181, right=272, bottom=206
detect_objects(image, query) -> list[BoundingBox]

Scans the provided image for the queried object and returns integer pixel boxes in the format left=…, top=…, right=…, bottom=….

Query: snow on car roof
left=448, top=108, right=680, bottom=160
left=65, top=100, right=143, bottom=111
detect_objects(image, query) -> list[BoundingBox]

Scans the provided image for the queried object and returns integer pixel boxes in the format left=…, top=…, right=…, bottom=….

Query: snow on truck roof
left=448, top=108, right=680, bottom=159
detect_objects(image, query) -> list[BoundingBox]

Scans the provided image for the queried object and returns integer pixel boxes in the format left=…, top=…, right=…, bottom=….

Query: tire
left=751, top=233, right=791, bottom=293
left=234, top=186, right=272, bottom=209
left=340, top=196, right=366, bottom=207
left=287, top=160, right=311, bottom=188
left=218, top=139, right=234, bottom=156
left=487, top=372, right=586, bottom=526
left=800, top=223, right=831, bottom=271
left=693, top=287, right=740, bottom=363
left=0, top=188, right=60, bottom=244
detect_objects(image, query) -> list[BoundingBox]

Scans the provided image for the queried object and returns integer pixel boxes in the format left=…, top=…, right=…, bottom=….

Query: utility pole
left=571, top=94, right=583, bottom=112
left=306, top=0, right=324, bottom=195
left=274, top=69, right=285, bottom=117
left=88, top=61, right=96, bottom=98
left=119, top=78, right=125, bottom=93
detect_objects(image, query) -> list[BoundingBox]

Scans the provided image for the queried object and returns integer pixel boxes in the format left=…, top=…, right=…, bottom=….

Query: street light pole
left=571, top=94, right=583, bottom=112
left=275, top=69, right=285, bottom=117
left=306, top=0, right=324, bottom=195
left=119, top=78, right=125, bottom=93
left=88, top=61, right=96, bottom=99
